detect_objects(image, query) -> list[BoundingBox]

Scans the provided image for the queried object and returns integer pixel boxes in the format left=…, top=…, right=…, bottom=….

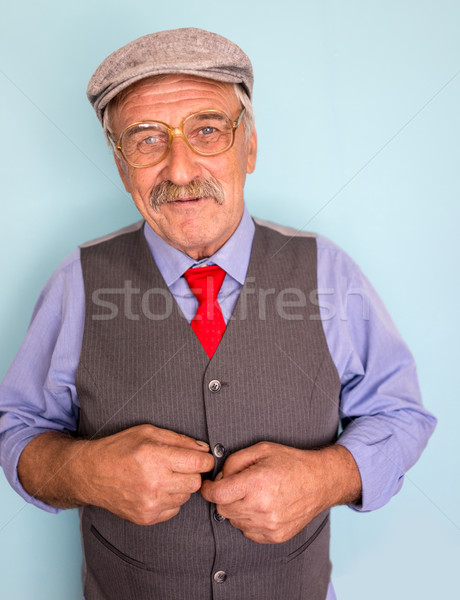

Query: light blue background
left=1, top=1, right=458, bottom=598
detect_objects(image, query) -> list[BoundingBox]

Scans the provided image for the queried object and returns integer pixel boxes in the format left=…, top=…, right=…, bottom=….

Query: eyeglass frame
left=107, top=107, right=247, bottom=168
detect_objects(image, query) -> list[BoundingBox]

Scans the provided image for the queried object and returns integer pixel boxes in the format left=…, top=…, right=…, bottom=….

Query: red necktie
left=183, top=265, right=227, bottom=358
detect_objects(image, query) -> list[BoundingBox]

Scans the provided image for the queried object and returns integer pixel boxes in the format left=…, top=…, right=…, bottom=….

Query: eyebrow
left=192, top=112, right=227, bottom=121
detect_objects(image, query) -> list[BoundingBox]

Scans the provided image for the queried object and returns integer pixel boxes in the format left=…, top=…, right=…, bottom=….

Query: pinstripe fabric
left=76, top=222, right=340, bottom=600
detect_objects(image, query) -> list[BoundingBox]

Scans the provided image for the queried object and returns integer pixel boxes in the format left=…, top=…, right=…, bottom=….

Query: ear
left=113, top=152, right=131, bottom=193
left=246, top=127, right=257, bottom=174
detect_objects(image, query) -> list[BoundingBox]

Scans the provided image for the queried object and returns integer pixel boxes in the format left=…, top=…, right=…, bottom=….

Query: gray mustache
left=149, top=178, right=224, bottom=211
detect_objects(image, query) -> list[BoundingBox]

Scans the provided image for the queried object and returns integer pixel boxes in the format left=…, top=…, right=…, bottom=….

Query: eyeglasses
left=109, top=108, right=246, bottom=168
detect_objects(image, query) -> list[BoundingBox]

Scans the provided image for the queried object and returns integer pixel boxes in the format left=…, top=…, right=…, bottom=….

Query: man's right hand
left=18, top=425, right=214, bottom=526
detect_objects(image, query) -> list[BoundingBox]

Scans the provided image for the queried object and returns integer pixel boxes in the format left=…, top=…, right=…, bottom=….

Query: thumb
left=221, top=443, right=266, bottom=477
left=200, top=470, right=248, bottom=505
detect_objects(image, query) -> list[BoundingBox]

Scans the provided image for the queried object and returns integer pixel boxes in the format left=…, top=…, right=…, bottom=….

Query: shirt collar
left=143, top=204, right=255, bottom=286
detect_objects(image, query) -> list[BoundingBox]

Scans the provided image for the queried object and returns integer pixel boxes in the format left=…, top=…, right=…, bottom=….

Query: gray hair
left=104, top=80, right=254, bottom=145
left=232, top=83, right=255, bottom=141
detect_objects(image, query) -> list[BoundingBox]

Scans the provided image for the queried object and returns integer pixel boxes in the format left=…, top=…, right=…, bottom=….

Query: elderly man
left=0, top=28, right=435, bottom=599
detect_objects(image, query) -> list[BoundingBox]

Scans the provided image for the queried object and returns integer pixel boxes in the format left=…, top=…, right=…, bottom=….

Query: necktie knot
left=184, top=265, right=226, bottom=303
left=183, top=265, right=227, bottom=358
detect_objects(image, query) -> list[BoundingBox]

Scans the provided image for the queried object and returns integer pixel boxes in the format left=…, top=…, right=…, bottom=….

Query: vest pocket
left=285, top=513, right=330, bottom=563
left=90, top=524, right=148, bottom=570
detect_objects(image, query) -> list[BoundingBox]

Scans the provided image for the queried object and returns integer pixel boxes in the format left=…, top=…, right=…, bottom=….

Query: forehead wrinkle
left=113, top=76, right=239, bottom=131
left=121, top=86, right=236, bottom=112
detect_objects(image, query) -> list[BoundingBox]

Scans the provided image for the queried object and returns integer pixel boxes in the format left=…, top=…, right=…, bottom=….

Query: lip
left=166, top=196, right=213, bottom=208
left=171, top=196, right=201, bottom=203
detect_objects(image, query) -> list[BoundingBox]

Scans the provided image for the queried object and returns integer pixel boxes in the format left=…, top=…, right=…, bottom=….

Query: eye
left=199, top=126, right=217, bottom=136
left=141, top=136, right=159, bottom=145
left=135, top=131, right=169, bottom=153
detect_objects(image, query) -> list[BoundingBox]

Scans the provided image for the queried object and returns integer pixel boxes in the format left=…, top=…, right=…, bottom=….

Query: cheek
left=127, top=170, right=158, bottom=200
left=211, top=154, right=248, bottom=188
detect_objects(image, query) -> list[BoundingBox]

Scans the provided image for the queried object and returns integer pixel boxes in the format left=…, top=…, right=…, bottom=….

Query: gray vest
left=76, top=222, right=341, bottom=600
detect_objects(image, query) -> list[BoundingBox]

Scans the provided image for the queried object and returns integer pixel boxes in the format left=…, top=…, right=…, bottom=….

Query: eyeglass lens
left=121, top=112, right=235, bottom=166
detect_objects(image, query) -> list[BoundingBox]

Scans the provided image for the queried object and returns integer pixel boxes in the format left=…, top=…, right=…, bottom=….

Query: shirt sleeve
left=316, top=235, right=436, bottom=512
left=0, top=249, right=85, bottom=513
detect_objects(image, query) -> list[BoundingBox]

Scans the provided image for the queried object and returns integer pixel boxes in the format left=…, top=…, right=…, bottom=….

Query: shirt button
left=213, top=510, right=226, bottom=522
left=213, top=570, right=227, bottom=583
left=213, top=443, right=225, bottom=458
left=208, top=379, right=221, bottom=392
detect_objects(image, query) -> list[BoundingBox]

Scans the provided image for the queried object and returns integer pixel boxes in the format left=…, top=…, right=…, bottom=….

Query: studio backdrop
left=0, top=1, right=458, bottom=598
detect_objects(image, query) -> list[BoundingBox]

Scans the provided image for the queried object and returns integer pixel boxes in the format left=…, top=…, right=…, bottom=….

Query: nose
left=160, top=134, right=202, bottom=186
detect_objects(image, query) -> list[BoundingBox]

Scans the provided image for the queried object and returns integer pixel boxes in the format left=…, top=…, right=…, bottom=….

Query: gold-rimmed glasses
left=108, top=108, right=246, bottom=168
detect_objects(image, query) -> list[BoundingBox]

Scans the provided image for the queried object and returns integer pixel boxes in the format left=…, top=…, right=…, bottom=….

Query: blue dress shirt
left=0, top=205, right=436, bottom=600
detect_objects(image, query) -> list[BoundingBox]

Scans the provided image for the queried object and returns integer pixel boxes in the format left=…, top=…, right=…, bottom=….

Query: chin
left=177, top=233, right=217, bottom=259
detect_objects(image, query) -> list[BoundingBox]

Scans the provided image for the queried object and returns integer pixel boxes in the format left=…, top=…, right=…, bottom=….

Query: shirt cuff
left=0, top=427, right=62, bottom=514
left=335, top=419, right=405, bottom=512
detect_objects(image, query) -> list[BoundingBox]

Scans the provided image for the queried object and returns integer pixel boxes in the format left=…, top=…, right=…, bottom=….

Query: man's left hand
left=200, top=441, right=361, bottom=544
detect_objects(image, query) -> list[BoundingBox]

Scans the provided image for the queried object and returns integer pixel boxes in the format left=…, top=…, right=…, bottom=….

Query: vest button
left=213, top=443, right=225, bottom=458
left=213, top=570, right=227, bottom=583
left=213, top=510, right=226, bottom=522
left=208, top=379, right=221, bottom=392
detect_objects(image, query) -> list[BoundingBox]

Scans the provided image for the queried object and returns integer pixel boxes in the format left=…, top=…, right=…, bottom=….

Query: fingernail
left=215, top=472, right=223, bottom=481
left=195, top=440, right=209, bottom=449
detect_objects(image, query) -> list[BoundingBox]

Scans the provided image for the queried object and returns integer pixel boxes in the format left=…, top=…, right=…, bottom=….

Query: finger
left=164, top=445, right=214, bottom=474
left=200, top=472, right=247, bottom=505
left=221, top=514, right=279, bottom=545
left=167, top=472, right=203, bottom=494
left=147, top=425, right=210, bottom=452
left=240, top=530, right=272, bottom=545
left=216, top=511, right=271, bottom=542
left=221, top=442, right=271, bottom=477
left=217, top=499, right=254, bottom=521
left=154, top=507, right=181, bottom=524
left=166, top=492, right=192, bottom=507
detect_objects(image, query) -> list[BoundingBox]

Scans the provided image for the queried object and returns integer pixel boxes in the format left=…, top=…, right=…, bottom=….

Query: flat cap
left=87, top=27, right=253, bottom=125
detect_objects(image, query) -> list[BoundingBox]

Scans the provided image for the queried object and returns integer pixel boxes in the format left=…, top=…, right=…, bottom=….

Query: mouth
left=168, top=196, right=211, bottom=206
left=171, top=196, right=202, bottom=203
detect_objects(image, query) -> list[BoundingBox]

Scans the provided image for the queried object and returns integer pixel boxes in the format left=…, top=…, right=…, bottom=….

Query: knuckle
left=192, top=452, right=213, bottom=472
left=197, top=453, right=211, bottom=471
left=186, top=453, right=202, bottom=471
left=134, top=439, right=159, bottom=465
left=135, top=515, right=154, bottom=527
left=256, top=495, right=272, bottom=514
left=216, top=504, right=228, bottom=517
left=132, top=506, right=159, bottom=526
left=242, top=529, right=262, bottom=543
left=178, top=432, right=193, bottom=444
left=171, top=493, right=190, bottom=508
left=256, top=441, right=274, bottom=453
left=189, top=474, right=202, bottom=493
left=222, top=452, right=236, bottom=468
left=168, top=507, right=181, bottom=519
left=229, top=518, right=242, bottom=530
left=152, top=507, right=180, bottom=524
left=264, top=517, right=280, bottom=532
left=138, top=496, right=157, bottom=515
left=212, top=488, right=226, bottom=505
left=139, top=423, right=155, bottom=434
left=134, top=424, right=156, bottom=440
left=180, top=493, right=192, bottom=505
left=270, top=530, right=287, bottom=544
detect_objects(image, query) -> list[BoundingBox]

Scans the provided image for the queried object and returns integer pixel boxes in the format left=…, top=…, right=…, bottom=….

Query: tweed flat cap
left=87, top=28, right=253, bottom=125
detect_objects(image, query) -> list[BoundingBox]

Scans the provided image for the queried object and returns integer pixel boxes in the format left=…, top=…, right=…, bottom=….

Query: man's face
left=110, top=75, right=257, bottom=259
